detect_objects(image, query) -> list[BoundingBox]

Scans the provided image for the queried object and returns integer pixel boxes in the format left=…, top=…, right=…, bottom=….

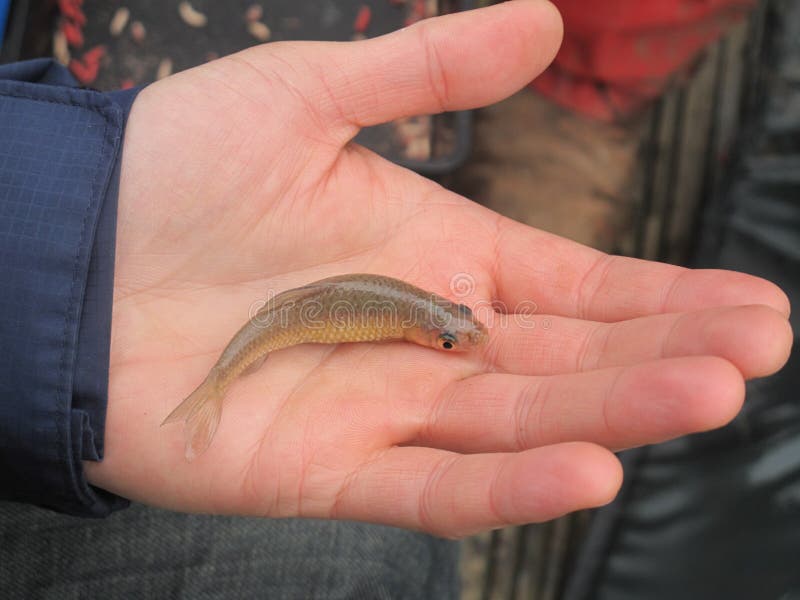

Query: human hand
left=85, top=0, right=792, bottom=537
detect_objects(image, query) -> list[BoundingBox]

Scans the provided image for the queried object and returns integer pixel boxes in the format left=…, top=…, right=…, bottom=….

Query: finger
left=482, top=304, right=792, bottom=379
left=331, top=442, right=620, bottom=537
left=415, top=356, right=745, bottom=454
left=248, top=0, right=562, bottom=136
left=493, top=218, right=791, bottom=321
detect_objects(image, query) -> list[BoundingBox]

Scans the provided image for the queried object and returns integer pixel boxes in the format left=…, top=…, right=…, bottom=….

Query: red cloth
left=533, top=0, right=756, bottom=121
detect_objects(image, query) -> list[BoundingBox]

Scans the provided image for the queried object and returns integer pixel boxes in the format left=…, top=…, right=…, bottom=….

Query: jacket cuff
left=0, top=59, right=139, bottom=516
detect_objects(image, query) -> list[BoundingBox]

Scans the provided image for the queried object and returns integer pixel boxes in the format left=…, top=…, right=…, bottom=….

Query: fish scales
left=162, top=274, right=488, bottom=460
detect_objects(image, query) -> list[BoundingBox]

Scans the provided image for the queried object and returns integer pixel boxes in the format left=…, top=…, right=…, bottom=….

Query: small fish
left=162, top=274, right=488, bottom=460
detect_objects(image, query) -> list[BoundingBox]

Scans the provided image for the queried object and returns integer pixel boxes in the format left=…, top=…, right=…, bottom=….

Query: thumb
left=240, top=0, right=563, bottom=140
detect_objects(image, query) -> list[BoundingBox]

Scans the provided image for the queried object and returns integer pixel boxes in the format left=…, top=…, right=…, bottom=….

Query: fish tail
left=161, top=373, right=224, bottom=461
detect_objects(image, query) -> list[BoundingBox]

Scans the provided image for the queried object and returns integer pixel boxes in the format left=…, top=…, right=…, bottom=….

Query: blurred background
left=2, top=1, right=797, bottom=598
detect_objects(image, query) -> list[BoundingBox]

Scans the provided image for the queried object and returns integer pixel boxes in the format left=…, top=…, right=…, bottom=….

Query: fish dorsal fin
left=253, top=283, right=327, bottom=318
left=253, top=274, right=385, bottom=320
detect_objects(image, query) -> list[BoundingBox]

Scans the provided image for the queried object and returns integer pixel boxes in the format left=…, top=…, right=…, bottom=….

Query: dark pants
left=0, top=502, right=459, bottom=599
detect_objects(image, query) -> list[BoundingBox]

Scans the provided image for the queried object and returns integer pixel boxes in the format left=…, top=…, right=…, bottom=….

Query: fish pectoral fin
left=240, top=354, right=267, bottom=377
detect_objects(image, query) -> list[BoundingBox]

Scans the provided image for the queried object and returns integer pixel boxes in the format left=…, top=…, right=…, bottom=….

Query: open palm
left=85, top=1, right=792, bottom=538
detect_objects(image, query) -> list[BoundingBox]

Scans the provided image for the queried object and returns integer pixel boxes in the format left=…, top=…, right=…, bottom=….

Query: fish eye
left=438, top=333, right=457, bottom=350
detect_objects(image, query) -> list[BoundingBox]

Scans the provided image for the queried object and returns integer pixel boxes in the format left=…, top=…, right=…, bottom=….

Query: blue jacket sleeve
left=0, top=59, right=140, bottom=517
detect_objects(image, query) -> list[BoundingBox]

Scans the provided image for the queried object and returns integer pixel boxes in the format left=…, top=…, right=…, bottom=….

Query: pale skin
left=85, top=0, right=793, bottom=538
